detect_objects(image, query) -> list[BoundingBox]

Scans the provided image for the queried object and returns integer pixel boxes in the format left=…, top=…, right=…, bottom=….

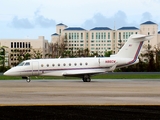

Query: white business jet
left=4, top=34, right=153, bottom=82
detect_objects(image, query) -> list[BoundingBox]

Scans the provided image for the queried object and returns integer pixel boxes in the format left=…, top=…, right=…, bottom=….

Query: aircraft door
left=32, top=61, right=39, bottom=76
left=98, top=58, right=100, bottom=66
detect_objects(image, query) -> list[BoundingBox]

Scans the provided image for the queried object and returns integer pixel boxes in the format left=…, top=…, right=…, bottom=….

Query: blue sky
left=0, top=0, right=160, bottom=41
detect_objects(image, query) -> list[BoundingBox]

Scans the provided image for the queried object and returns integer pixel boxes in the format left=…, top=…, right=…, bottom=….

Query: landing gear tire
left=26, top=77, right=31, bottom=83
left=22, top=76, right=31, bottom=83
left=82, top=75, right=91, bottom=82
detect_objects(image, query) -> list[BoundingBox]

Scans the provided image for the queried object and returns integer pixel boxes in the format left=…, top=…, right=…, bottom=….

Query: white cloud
left=0, top=0, right=160, bottom=39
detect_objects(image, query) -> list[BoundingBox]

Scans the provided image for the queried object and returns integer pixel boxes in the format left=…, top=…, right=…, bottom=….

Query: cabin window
left=69, top=63, right=71, bottom=66
left=63, top=63, right=66, bottom=66
left=52, top=64, right=55, bottom=67
left=80, top=63, right=82, bottom=66
left=58, top=64, right=60, bottom=66
left=74, top=63, right=77, bottom=66
left=47, top=64, right=49, bottom=67
left=41, top=64, right=43, bottom=67
left=85, top=63, right=88, bottom=65
left=24, top=62, right=30, bottom=66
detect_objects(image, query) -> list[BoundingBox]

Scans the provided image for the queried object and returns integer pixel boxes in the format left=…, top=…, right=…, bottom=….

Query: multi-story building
left=0, top=36, right=49, bottom=66
left=52, top=21, right=160, bottom=56
left=1, top=21, right=160, bottom=67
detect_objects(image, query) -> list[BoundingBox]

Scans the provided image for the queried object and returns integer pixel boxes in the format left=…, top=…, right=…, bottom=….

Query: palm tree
left=84, top=48, right=90, bottom=57
left=0, top=46, right=8, bottom=71
left=140, top=44, right=156, bottom=71
left=0, top=47, right=5, bottom=70
left=32, top=49, right=42, bottom=59
left=104, top=50, right=112, bottom=57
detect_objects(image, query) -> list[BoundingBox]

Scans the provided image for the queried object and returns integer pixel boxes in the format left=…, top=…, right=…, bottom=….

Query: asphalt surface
left=0, top=79, right=160, bottom=105
left=1, top=79, right=160, bottom=119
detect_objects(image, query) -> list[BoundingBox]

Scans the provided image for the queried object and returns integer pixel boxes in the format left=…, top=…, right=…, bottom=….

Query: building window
left=113, top=32, right=115, bottom=39
left=26, top=43, right=28, bottom=48
left=80, top=44, right=83, bottom=46
left=92, top=33, right=94, bottom=39
left=104, top=33, right=106, bottom=39
left=101, top=33, right=103, bottom=39
left=80, top=40, right=83, bottom=43
left=59, top=29, right=61, bottom=34
left=123, top=32, right=125, bottom=39
left=99, top=32, right=100, bottom=39
left=23, top=42, right=25, bottom=48
left=96, top=33, right=98, bottom=39
left=81, top=33, right=83, bottom=39
left=17, top=42, right=19, bottom=48
left=11, top=42, right=13, bottom=48
left=69, top=33, right=71, bottom=39
left=74, top=33, right=76, bottom=39
left=108, top=32, right=110, bottom=39
left=126, top=32, right=128, bottom=39
left=119, top=32, right=121, bottom=40
left=20, top=42, right=22, bottom=48
left=72, top=33, right=73, bottom=39
left=14, top=42, right=16, bottom=48
left=86, top=33, right=88, bottom=39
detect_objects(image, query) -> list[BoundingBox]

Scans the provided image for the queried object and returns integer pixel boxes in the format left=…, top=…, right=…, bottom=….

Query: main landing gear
left=82, top=75, right=91, bottom=82
left=22, top=76, right=31, bottom=83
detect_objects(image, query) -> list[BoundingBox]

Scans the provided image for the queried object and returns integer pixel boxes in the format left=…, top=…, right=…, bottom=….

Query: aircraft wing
left=62, top=69, right=105, bottom=77
left=62, top=63, right=117, bottom=77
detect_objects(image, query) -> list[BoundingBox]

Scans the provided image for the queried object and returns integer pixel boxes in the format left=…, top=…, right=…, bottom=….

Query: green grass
left=1, top=73, right=160, bottom=80
left=92, top=74, right=160, bottom=79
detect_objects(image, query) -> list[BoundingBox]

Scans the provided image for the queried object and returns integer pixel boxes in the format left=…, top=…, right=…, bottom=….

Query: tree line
left=1, top=43, right=160, bottom=72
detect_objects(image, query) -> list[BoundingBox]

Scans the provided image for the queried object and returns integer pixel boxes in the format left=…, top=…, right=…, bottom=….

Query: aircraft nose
left=3, top=70, right=10, bottom=76
left=3, top=69, right=16, bottom=76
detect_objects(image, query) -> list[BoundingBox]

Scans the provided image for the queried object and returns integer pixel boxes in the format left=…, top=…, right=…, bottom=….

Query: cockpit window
left=24, top=62, right=30, bottom=66
left=17, top=62, right=25, bottom=66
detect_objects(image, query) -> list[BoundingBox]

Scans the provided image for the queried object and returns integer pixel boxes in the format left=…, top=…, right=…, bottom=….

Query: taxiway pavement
left=0, top=79, right=160, bottom=105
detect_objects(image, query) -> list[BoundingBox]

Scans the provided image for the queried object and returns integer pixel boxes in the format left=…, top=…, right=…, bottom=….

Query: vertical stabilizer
left=112, top=34, right=153, bottom=59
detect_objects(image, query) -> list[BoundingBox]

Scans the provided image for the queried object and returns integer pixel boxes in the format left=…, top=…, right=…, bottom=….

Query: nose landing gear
left=26, top=77, right=31, bottom=83
left=22, top=76, right=31, bottom=83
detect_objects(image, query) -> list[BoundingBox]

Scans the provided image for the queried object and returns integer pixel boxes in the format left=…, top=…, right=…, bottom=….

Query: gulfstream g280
left=4, top=34, right=153, bottom=82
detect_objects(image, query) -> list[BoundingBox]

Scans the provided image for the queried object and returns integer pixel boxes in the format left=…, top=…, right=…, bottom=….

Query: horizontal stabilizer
left=131, top=34, right=154, bottom=42
left=132, top=34, right=153, bottom=39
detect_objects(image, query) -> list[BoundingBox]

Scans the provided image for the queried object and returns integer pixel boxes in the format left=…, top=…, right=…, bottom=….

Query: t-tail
left=111, top=34, right=153, bottom=59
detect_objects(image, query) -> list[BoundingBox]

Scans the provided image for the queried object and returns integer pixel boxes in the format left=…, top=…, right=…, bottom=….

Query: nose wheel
left=22, top=76, right=31, bottom=83
left=26, top=77, right=31, bottom=83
